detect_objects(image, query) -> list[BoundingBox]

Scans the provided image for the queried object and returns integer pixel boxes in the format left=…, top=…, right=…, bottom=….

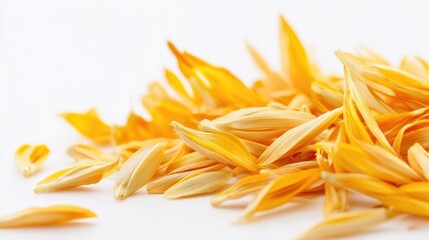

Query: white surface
left=2, top=0, right=429, bottom=239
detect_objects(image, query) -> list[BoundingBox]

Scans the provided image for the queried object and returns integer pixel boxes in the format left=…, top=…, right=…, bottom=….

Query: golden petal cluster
left=14, top=14, right=429, bottom=239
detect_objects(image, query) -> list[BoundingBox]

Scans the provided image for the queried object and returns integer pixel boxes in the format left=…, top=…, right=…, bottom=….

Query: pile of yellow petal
left=7, top=16, right=429, bottom=239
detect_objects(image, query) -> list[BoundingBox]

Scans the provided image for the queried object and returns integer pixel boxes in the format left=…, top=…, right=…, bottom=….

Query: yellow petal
left=279, top=16, right=314, bottom=96
left=355, top=47, right=391, bottom=65
left=14, top=144, right=50, bottom=177
left=164, top=69, right=198, bottom=109
left=258, top=107, right=342, bottom=166
left=247, top=43, right=288, bottom=92
left=240, top=168, right=321, bottom=221
left=146, top=164, right=225, bottom=194
left=336, top=51, right=395, bottom=114
left=343, top=66, right=395, bottom=154
left=323, top=183, right=348, bottom=216
left=407, top=143, right=429, bottom=180
left=211, top=173, right=272, bottom=207
left=166, top=151, right=218, bottom=174
left=34, top=159, right=119, bottom=193
left=393, top=120, right=429, bottom=155
left=329, top=142, right=420, bottom=184
left=165, top=169, right=232, bottom=199
left=67, top=144, right=115, bottom=163
left=399, top=182, right=429, bottom=201
left=113, top=112, right=151, bottom=145
left=61, top=109, right=111, bottom=145
left=171, top=121, right=259, bottom=173
left=375, top=194, right=429, bottom=217
left=0, top=205, right=96, bottom=228
left=400, top=56, right=429, bottom=80
left=114, top=142, right=166, bottom=199
left=159, top=141, right=188, bottom=169
left=206, top=106, right=315, bottom=142
left=322, top=172, right=402, bottom=197
left=295, top=208, right=393, bottom=240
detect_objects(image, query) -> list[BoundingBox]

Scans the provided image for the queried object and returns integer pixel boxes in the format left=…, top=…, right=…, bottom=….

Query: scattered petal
left=0, top=205, right=95, bottom=228
left=14, top=144, right=50, bottom=177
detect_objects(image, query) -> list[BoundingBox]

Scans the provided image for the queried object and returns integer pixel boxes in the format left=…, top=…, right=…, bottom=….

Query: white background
left=2, top=0, right=429, bottom=239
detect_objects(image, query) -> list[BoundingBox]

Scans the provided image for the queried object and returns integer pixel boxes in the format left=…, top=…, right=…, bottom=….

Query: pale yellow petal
left=146, top=164, right=225, bottom=194
left=34, top=159, right=119, bottom=193
left=114, top=142, right=166, bottom=199
left=407, top=143, right=429, bottom=180
left=171, top=121, right=259, bottom=172
left=0, top=205, right=95, bottom=228
left=67, top=144, right=115, bottom=163
left=295, top=208, right=393, bottom=240
left=165, top=169, right=232, bottom=199
left=258, top=107, right=342, bottom=166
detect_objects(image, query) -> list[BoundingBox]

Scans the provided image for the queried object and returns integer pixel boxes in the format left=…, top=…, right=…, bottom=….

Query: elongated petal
left=171, top=121, right=259, bottom=172
left=114, top=142, right=166, bottom=199
left=322, top=172, right=402, bottom=197
left=279, top=16, right=313, bottom=96
left=116, top=138, right=175, bottom=161
left=165, top=169, right=232, bottom=199
left=67, top=144, right=115, bottom=163
left=295, top=208, right=393, bottom=240
left=15, top=144, right=50, bottom=176
left=146, top=164, right=225, bottom=194
left=211, top=173, right=273, bottom=207
left=34, top=159, right=119, bottom=193
left=240, top=168, right=321, bottom=221
left=166, top=151, right=218, bottom=174
left=247, top=43, right=287, bottom=92
left=399, top=182, right=429, bottom=201
left=61, top=109, right=112, bottom=145
left=408, top=143, right=429, bottom=180
left=343, top=67, right=395, bottom=154
left=207, top=107, right=315, bottom=142
left=0, top=205, right=95, bottom=228
left=258, top=107, right=342, bottom=166
left=323, top=184, right=348, bottom=216
left=375, top=194, right=429, bottom=217
left=330, top=142, right=420, bottom=184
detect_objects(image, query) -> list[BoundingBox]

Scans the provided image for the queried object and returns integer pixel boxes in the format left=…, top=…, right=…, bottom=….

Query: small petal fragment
left=0, top=205, right=96, bottom=228
left=15, top=144, right=50, bottom=177
left=114, top=142, right=166, bottom=199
